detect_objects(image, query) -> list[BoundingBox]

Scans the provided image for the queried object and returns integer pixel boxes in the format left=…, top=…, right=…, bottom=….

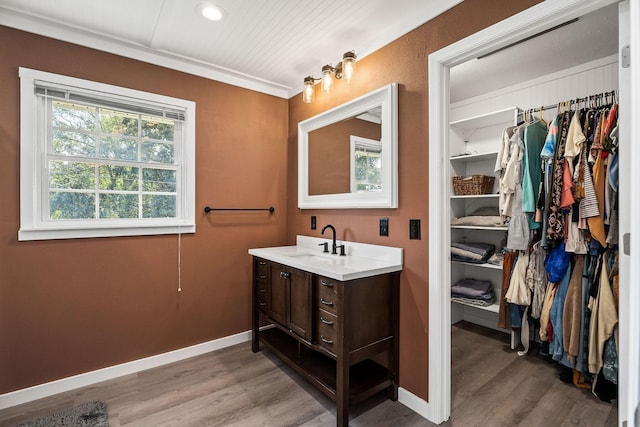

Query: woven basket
left=452, top=175, right=495, bottom=196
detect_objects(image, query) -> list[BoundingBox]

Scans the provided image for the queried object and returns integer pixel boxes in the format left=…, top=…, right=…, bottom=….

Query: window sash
left=19, top=67, right=196, bottom=240
left=41, top=96, right=183, bottom=222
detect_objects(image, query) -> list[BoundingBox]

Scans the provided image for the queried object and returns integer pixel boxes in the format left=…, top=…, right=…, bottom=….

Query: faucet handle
left=318, top=242, right=329, bottom=253
left=335, top=244, right=346, bottom=256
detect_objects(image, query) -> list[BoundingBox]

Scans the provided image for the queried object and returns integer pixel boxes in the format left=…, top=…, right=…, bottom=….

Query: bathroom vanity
left=249, top=235, right=402, bottom=426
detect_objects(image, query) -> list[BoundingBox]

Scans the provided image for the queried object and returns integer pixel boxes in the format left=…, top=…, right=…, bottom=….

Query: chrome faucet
left=321, top=224, right=338, bottom=255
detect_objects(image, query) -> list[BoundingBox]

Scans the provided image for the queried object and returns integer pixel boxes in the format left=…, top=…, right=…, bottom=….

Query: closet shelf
left=449, top=107, right=520, bottom=130
left=452, top=260, right=503, bottom=270
left=451, top=299, right=500, bottom=314
left=451, top=194, right=499, bottom=199
left=450, top=151, right=498, bottom=162
left=451, top=225, right=507, bottom=231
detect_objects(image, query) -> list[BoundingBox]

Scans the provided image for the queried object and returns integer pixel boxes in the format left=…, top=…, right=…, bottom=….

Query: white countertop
left=248, top=235, right=403, bottom=281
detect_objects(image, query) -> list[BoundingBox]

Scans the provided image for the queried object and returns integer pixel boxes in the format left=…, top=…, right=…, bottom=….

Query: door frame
left=427, top=0, right=639, bottom=423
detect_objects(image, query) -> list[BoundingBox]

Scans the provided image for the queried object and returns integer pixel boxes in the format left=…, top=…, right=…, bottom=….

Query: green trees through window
left=48, top=100, right=178, bottom=220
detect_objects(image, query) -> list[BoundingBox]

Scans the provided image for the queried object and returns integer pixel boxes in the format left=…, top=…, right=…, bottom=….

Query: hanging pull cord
left=178, top=228, right=182, bottom=293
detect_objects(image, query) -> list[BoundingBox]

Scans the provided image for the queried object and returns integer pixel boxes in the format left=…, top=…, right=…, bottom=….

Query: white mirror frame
left=298, top=82, right=398, bottom=209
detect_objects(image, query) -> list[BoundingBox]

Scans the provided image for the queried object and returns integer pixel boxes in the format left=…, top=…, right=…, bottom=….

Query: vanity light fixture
left=197, top=2, right=224, bottom=21
left=302, top=51, right=357, bottom=103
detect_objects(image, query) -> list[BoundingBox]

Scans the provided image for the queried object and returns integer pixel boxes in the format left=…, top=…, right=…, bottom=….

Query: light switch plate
left=380, top=218, right=389, bottom=236
left=409, top=219, right=421, bottom=240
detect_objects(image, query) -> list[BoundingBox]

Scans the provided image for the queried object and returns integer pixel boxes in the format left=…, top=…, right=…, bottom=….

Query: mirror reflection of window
left=350, top=136, right=382, bottom=192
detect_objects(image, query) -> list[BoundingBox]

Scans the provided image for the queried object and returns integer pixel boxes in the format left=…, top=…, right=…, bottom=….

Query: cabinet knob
left=320, top=298, right=333, bottom=307
left=320, top=316, right=334, bottom=325
left=280, top=271, right=290, bottom=279
left=320, top=280, right=334, bottom=288
left=320, top=336, right=334, bottom=345
left=259, top=274, right=267, bottom=279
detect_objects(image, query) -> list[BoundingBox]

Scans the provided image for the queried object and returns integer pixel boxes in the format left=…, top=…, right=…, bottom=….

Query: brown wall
left=0, top=26, right=288, bottom=393
left=287, top=0, right=541, bottom=400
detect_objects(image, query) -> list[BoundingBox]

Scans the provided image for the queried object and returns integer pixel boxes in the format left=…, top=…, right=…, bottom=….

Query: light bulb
left=342, top=51, right=356, bottom=84
left=197, top=3, right=224, bottom=21
left=303, top=77, right=315, bottom=103
left=321, top=65, right=333, bottom=94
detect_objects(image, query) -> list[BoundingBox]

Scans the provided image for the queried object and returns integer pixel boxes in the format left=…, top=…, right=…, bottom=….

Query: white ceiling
left=0, top=0, right=463, bottom=99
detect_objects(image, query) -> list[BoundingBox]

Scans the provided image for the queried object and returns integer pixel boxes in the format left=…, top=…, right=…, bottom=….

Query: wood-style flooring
left=0, top=322, right=617, bottom=426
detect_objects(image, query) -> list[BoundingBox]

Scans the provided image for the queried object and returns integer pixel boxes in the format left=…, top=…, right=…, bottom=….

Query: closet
left=448, top=0, right=622, bottom=412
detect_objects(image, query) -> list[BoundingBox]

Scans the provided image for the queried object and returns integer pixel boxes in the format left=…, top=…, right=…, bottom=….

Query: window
left=19, top=68, right=196, bottom=240
left=350, top=135, right=382, bottom=192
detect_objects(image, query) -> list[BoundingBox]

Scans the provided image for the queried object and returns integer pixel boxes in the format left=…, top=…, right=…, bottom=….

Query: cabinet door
left=268, top=263, right=287, bottom=326
left=288, top=267, right=312, bottom=341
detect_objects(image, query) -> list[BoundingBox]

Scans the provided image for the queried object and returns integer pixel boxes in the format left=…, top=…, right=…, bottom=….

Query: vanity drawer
left=256, top=283, right=268, bottom=312
left=255, top=258, right=270, bottom=313
left=316, top=309, right=338, bottom=353
left=316, top=276, right=339, bottom=315
left=255, top=259, right=269, bottom=282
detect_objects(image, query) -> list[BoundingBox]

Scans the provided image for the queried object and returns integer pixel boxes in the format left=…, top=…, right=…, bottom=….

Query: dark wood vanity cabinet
left=251, top=256, right=400, bottom=427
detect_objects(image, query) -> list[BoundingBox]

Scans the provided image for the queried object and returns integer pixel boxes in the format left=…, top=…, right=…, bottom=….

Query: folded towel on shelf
left=450, top=216, right=503, bottom=227
left=451, top=294, right=496, bottom=307
left=450, top=278, right=494, bottom=298
left=451, top=290, right=496, bottom=300
left=450, top=242, right=495, bottom=263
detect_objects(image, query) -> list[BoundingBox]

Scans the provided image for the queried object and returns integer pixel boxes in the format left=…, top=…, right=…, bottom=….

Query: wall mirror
left=298, top=82, right=398, bottom=209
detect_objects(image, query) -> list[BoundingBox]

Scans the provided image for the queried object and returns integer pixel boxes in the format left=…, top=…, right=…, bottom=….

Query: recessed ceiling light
left=197, top=3, right=224, bottom=21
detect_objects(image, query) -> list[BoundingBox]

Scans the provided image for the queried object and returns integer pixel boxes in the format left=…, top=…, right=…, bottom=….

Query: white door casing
left=427, top=0, right=638, bottom=424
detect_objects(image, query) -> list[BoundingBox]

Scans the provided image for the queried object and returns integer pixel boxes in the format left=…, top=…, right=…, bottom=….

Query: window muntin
left=19, top=67, right=195, bottom=240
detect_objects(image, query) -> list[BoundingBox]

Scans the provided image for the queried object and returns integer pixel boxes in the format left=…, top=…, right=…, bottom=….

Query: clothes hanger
left=538, top=106, right=547, bottom=126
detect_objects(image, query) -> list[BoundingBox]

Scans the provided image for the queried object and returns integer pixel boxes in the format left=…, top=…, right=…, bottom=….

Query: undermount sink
left=286, top=253, right=337, bottom=263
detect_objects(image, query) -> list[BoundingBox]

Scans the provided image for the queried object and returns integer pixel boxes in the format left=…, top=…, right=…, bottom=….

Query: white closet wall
left=451, top=54, right=618, bottom=123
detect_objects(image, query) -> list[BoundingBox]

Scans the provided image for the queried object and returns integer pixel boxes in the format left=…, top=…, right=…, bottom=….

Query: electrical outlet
left=379, top=217, right=389, bottom=236
left=409, top=219, right=421, bottom=240
left=311, top=216, right=316, bottom=230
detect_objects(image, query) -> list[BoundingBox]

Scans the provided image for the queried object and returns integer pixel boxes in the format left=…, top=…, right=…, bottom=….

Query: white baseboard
left=398, top=387, right=440, bottom=424
left=0, top=330, right=251, bottom=410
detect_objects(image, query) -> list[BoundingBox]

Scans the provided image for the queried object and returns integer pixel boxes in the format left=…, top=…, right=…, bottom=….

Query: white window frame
left=18, top=67, right=196, bottom=241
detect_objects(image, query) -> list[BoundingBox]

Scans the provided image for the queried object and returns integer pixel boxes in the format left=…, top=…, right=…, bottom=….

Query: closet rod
left=518, top=90, right=617, bottom=118
left=204, top=206, right=275, bottom=213
left=477, top=18, right=578, bottom=59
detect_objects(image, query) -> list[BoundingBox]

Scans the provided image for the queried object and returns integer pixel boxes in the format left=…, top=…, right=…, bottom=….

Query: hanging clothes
left=496, top=91, right=619, bottom=401
left=546, top=111, right=572, bottom=243
left=498, top=127, right=521, bottom=218
left=587, top=114, right=608, bottom=246
left=506, top=127, right=530, bottom=251
left=563, top=255, right=586, bottom=365
left=522, top=120, right=547, bottom=229
left=588, top=252, right=618, bottom=375
left=527, top=241, right=547, bottom=319
left=505, top=250, right=530, bottom=306
left=497, top=251, right=518, bottom=330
